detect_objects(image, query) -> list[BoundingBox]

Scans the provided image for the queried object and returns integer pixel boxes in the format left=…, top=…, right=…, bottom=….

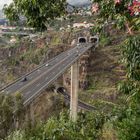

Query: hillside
left=79, top=34, right=126, bottom=110
left=1, top=0, right=140, bottom=139
left=0, top=13, right=139, bottom=140
left=1, top=29, right=132, bottom=140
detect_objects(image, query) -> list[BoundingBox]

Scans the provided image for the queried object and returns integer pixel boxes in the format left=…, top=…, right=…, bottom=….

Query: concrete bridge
left=0, top=36, right=99, bottom=121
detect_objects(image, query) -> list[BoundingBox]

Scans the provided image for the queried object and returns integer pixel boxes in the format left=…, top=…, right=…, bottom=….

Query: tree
left=0, top=93, right=23, bottom=139
left=90, top=1, right=140, bottom=139
left=6, top=111, right=105, bottom=140
left=0, top=94, right=14, bottom=139
left=3, top=0, right=66, bottom=31
left=3, top=3, right=19, bottom=26
left=116, top=35, right=140, bottom=140
left=91, top=0, right=140, bottom=34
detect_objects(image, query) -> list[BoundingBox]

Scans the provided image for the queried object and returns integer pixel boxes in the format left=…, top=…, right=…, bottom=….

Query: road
left=56, top=87, right=96, bottom=111
left=0, top=43, right=95, bottom=105
left=0, top=31, right=30, bottom=36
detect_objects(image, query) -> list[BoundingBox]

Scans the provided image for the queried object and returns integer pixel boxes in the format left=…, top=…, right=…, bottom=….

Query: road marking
left=18, top=82, right=23, bottom=85
left=36, top=83, right=41, bottom=87
left=6, top=91, right=10, bottom=95
left=24, top=91, right=31, bottom=95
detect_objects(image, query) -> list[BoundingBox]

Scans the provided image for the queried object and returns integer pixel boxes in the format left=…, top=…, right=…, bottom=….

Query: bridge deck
left=0, top=43, right=95, bottom=105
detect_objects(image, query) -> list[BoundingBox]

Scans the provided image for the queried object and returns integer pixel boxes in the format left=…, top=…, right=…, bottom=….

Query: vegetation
left=92, top=0, right=140, bottom=35
left=90, top=0, right=140, bottom=139
left=1, top=0, right=140, bottom=139
left=3, top=33, right=139, bottom=140
left=3, top=0, right=66, bottom=30
left=6, top=111, right=105, bottom=140
left=0, top=92, right=23, bottom=139
left=115, top=35, right=140, bottom=140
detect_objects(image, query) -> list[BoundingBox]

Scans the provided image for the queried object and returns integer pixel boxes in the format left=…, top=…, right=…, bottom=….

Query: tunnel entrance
left=89, top=37, right=98, bottom=43
left=78, top=37, right=87, bottom=43
left=56, top=87, right=66, bottom=93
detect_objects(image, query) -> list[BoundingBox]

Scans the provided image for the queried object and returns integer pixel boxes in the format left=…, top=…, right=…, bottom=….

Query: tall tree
left=91, top=0, right=140, bottom=34
left=0, top=92, right=23, bottom=139
left=91, top=1, right=140, bottom=139
left=3, top=0, right=66, bottom=30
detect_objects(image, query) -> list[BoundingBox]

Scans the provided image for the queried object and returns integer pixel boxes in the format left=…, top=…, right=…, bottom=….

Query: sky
left=67, top=0, right=91, bottom=6
left=0, top=0, right=91, bottom=9
left=0, top=0, right=12, bottom=9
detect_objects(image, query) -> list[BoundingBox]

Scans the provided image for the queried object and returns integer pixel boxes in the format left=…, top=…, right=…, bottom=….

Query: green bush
left=7, top=111, right=105, bottom=140
left=115, top=35, right=140, bottom=140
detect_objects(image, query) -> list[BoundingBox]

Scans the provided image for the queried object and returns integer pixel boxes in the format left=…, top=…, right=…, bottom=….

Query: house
left=73, top=22, right=94, bottom=28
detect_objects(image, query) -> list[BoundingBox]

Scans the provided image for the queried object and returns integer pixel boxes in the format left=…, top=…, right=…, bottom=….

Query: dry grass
left=79, top=35, right=126, bottom=110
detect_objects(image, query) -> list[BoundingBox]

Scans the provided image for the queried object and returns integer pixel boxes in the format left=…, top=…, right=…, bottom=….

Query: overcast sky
left=0, top=0, right=91, bottom=9
left=67, top=0, right=91, bottom=6
left=0, top=0, right=12, bottom=9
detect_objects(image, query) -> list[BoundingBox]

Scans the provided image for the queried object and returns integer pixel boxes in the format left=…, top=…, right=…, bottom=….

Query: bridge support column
left=70, top=61, right=79, bottom=122
left=30, top=103, right=35, bottom=125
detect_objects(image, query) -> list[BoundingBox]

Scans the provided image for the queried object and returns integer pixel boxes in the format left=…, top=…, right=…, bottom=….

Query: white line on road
left=24, top=91, right=31, bottom=95
left=18, top=82, right=23, bottom=85
left=36, top=83, right=41, bottom=87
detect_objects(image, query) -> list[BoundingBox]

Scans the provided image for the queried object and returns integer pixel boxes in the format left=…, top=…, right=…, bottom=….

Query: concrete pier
left=70, top=61, right=79, bottom=122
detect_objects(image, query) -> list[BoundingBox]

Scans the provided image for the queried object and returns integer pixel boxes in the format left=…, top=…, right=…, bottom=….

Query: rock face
left=0, top=47, right=17, bottom=60
left=63, top=46, right=95, bottom=91
left=79, top=51, right=91, bottom=90
left=24, top=90, right=62, bottom=124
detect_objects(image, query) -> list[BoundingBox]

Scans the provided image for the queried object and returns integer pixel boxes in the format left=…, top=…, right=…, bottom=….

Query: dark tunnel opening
left=56, top=87, right=70, bottom=98
left=78, top=37, right=87, bottom=43
left=89, top=37, right=98, bottom=43
left=56, top=87, right=66, bottom=93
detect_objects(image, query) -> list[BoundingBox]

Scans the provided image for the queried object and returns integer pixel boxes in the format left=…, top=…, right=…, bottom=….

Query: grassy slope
left=79, top=34, right=127, bottom=112
left=78, top=34, right=128, bottom=140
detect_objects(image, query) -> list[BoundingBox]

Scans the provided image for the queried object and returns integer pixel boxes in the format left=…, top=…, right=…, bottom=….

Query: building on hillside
left=10, top=36, right=17, bottom=43
left=73, top=22, right=94, bottom=29
left=0, top=18, right=8, bottom=26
